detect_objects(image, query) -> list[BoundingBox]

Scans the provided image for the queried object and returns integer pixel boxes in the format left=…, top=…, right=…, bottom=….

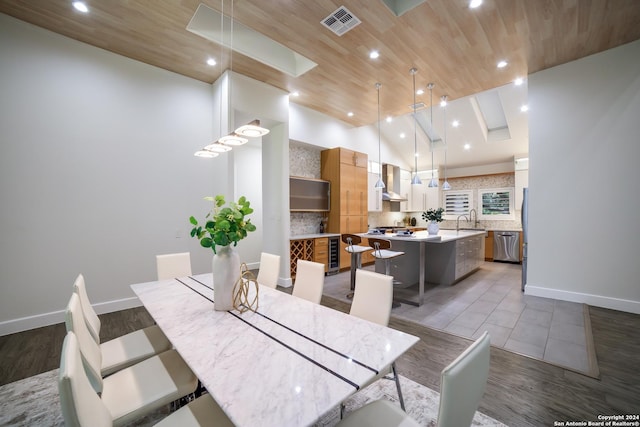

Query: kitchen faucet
left=456, top=214, right=469, bottom=232
left=469, top=208, right=478, bottom=228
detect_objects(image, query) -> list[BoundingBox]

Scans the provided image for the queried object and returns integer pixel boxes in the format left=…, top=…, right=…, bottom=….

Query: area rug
left=0, top=369, right=507, bottom=426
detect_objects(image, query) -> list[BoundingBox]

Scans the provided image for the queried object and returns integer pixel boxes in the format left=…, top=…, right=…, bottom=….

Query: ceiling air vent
left=321, top=6, right=361, bottom=36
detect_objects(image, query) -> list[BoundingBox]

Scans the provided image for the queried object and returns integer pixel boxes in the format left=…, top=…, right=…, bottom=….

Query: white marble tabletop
left=131, top=274, right=419, bottom=427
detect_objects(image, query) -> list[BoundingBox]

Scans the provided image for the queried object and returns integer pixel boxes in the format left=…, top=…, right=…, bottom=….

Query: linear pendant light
left=441, top=95, right=452, bottom=190
left=194, top=0, right=268, bottom=158
left=374, top=82, right=385, bottom=189
left=410, top=68, right=422, bottom=185
left=427, top=82, right=438, bottom=188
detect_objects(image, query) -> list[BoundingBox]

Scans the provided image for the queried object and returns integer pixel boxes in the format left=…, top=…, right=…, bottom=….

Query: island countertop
left=361, top=229, right=486, bottom=243
left=290, top=233, right=340, bottom=240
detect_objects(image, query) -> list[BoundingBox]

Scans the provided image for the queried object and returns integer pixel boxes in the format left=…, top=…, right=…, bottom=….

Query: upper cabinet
left=368, top=172, right=383, bottom=212
left=399, top=169, right=412, bottom=212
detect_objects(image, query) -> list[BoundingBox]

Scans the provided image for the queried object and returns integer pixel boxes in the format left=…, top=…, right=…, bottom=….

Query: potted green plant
left=189, top=195, right=256, bottom=311
left=422, top=207, right=444, bottom=235
left=189, top=195, right=256, bottom=253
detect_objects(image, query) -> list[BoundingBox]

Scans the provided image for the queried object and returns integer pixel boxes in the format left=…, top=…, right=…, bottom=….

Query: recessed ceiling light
left=347, top=112, right=354, bottom=117
left=520, top=105, right=529, bottom=112
left=290, top=91, right=300, bottom=97
left=400, top=133, right=406, bottom=139
left=452, top=120, right=460, bottom=127
left=514, top=77, right=524, bottom=86
left=469, top=0, right=483, bottom=8
left=416, top=89, right=424, bottom=95
left=72, top=1, right=89, bottom=13
left=206, top=58, right=216, bottom=66
left=369, top=50, right=380, bottom=59
left=386, top=116, right=393, bottom=123
left=497, top=60, right=508, bottom=68
left=464, top=143, right=471, bottom=150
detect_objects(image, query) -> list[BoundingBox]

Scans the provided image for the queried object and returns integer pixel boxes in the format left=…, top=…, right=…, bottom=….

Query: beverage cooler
left=327, top=236, right=340, bottom=275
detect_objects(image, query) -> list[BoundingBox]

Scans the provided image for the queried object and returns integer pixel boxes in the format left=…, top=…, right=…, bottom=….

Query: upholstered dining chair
left=256, top=252, right=280, bottom=289
left=156, top=252, right=192, bottom=280
left=73, top=274, right=171, bottom=376
left=344, top=269, right=405, bottom=414
left=59, top=331, right=215, bottom=427
left=291, top=259, right=325, bottom=304
left=64, top=293, right=198, bottom=417
left=336, top=331, right=491, bottom=427
left=153, top=394, right=234, bottom=427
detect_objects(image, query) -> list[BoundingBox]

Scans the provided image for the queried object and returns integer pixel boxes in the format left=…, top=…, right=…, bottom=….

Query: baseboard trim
left=0, top=297, right=142, bottom=337
left=525, top=285, right=640, bottom=315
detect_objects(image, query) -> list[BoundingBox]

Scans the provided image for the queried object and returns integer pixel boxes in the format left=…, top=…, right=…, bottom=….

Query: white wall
left=0, top=14, right=223, bottom=334
left=289, top=103, right=411, bottom=170
left=527, top=39, right=640, bottom=314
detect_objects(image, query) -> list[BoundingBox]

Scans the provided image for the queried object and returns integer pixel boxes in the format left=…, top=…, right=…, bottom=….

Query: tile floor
left=322, top=261, right=596, bottom=376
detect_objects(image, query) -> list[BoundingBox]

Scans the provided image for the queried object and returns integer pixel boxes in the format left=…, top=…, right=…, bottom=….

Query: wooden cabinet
left=290, top=237, right=332, bottom=277
left=314, top=237, right=329, bottom=272
left=321, top=148, right=368, bottom=270
left=485, top=231, right=494, bottom=261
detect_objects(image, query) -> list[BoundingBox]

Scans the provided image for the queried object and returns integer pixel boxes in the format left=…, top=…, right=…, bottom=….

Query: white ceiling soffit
left=321, top=6, right=362, bottom=36
left=187, top=4, right=317, bottom=77
left=381, top=0, right=427, bottom=16
left=473, top=90, right=511, bottom=142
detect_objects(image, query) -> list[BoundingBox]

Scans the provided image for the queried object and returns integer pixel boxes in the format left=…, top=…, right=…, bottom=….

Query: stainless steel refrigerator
left=521, top=187, right=529, bottom=291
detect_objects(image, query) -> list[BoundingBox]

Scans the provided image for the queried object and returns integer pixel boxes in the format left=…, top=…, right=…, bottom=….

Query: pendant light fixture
left=410, top=68, right=422, bottom=186
left=427, top=82, right=438, bottom=187
left=194, top=0, right=268, bottom=158
left=374, top=82, right=385, bottom=189
left=441, top=95, right=452, bottom=190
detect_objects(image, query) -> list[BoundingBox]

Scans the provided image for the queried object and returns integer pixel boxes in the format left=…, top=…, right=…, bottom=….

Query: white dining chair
left=336, top=331, right=491, bottom=427
left=156, top=252, right=192, bottom=280
left=153, top=394, right=234, bottom=427
left=64, top=294, right=198, bottom=426
left=349, top=269, right=393, bottom=327
left=58, top=328, right=198, bottom=427
left=73, top=274, right=171, bottom=376
left=256, top=252, right=280, bottom=289
left=291, top=259, right=325, bottom=304
left=343, top=269, right=405, bottom=414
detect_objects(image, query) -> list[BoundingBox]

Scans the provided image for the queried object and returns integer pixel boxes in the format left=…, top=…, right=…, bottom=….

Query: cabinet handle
left=346, top=190, right=350, bottom=214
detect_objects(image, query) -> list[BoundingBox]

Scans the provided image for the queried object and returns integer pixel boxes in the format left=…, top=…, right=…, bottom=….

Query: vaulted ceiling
left=2, top=0, right=640, bottom=169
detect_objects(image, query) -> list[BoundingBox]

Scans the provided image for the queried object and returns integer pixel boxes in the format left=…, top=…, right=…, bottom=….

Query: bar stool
left=367, top=238, right=405, bottom=278
left=341, top=234, right=372, bottom=299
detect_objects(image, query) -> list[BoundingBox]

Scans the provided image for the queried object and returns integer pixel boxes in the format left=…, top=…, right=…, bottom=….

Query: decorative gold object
left=232, top=263, right=259, bottom=313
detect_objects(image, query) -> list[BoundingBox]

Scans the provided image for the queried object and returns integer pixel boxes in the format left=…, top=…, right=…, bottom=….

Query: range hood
left=382, top=164, right=407, bottom=202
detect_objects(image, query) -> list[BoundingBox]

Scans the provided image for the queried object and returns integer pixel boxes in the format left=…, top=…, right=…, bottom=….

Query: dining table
left=131, top=273, right=419, bottom=427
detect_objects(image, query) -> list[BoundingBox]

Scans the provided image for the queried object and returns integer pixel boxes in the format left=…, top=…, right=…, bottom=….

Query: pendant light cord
left=377, top=83, right=382, bottom=182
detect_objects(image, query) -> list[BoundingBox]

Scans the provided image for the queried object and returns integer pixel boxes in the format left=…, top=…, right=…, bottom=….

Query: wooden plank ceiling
left=1, top=0, right=640, bottom=128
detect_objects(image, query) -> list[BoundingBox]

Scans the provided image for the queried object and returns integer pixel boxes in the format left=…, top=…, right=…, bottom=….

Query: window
left=478, top=187, right=515, bottom=220
left=443, top=190, right=473, bottom=220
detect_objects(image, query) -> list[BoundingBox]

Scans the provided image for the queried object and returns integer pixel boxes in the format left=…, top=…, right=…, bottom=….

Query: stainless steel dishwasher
left=493, top=231, right=520, bottom=263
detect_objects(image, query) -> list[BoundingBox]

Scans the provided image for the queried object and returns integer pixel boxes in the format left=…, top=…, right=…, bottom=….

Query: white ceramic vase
left=428, top=221, right=440, bottom=235
left=212, top=245, right=240, bottom=311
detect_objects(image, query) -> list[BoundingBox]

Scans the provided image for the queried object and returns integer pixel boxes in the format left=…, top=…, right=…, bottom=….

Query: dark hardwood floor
left=1, top=298, right=639, bottom=426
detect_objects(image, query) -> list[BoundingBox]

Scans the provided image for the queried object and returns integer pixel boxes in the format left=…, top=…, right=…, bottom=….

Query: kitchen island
left=361, top=229, right=486, bottom=306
